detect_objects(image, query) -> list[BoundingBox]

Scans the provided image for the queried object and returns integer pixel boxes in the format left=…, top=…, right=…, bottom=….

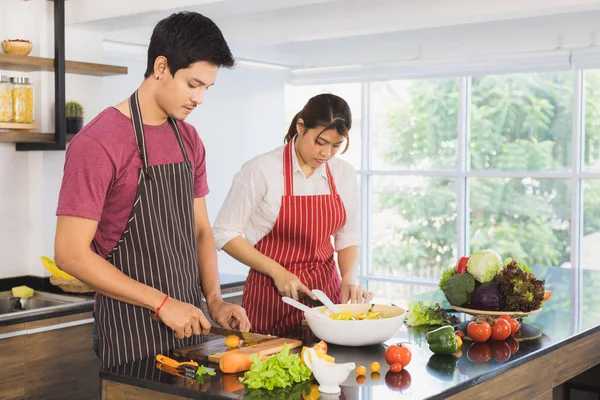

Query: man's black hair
left=144, top=12, right=235, bottom=78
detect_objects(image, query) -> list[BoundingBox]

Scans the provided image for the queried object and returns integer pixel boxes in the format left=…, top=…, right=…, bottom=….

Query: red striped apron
left=242, top=141, right=347, bottom=335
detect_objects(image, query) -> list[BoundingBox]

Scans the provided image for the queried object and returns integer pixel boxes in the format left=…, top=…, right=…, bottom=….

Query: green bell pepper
left=425, top=326, right=459, bottom=355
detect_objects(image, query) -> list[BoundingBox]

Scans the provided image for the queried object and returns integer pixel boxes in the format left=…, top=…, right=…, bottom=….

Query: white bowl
left=304, top=303, right=406, bottom=347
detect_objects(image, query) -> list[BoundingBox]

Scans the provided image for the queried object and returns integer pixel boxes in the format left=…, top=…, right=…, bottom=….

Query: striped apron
left=95, top=91, right=205, bottom=369
left=242, top=140, right=347, bottom=335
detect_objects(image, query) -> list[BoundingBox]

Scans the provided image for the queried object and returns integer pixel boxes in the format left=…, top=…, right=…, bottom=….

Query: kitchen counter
left=100, top=266, right=600, bottom=399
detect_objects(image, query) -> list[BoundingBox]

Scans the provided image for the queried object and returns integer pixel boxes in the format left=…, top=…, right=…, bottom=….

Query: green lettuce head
left=467, top=249, right=503, bottom=283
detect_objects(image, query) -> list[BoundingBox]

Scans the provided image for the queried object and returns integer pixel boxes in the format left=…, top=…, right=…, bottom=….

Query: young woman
left=213, top=93, right=373, bottom=334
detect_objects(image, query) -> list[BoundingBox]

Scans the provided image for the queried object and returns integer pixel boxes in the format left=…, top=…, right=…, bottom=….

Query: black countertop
left=99, top=265, right=598, bottom=399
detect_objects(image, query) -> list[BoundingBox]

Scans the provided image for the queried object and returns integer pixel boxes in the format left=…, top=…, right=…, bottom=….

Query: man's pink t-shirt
left=56, top=107, right=209, bottom=258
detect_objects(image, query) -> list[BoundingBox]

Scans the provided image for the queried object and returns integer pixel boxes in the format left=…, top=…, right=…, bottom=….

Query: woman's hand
left=341, top=282, right=374, bottom=304
left=272, top=267, right=316, bottom=301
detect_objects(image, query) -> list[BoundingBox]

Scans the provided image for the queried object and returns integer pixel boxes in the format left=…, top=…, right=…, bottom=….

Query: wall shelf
left=0, top=122, right=39, bottom=131
left=0, top=53, right=127, bottom=77
left=0, top=132, right=76, bottom=143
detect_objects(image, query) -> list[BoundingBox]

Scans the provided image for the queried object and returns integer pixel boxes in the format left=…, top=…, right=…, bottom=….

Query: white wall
left=0, top=1, right=287, bottom=279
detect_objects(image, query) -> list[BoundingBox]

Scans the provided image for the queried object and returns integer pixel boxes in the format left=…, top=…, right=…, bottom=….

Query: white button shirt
left=212, top=143, right=360, bottom=252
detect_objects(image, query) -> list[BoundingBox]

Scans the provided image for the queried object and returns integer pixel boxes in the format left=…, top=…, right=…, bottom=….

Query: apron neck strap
left=128, top=91, right=192, bottom=179
left=283, top=139, right=338, bottom=196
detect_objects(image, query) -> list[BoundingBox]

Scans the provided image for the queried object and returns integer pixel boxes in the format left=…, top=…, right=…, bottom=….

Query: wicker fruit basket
left=49, top=276, right=94, bottom=293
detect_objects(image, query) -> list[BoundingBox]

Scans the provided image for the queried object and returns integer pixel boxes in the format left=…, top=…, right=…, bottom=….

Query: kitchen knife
left=209, top=325, right=274, bottom=342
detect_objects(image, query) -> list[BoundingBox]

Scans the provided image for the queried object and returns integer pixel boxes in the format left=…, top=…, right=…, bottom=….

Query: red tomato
left=505, top=336, right=520, bottom=355
left=490, top=341, right=511, bottom=363
left=456, top=256, right=469, bottom=274
left=498, top=315, right=521, bottom=335
left=491, top=318, right=511, bottom=341
left=385, top=344, right=412, bottom=367
left=467, top=320, right=492, bottom=342
left=467, top=342, right=491, bottom=363
left=455, top=330, right=465, bottom=339
left=389, top=363, right=403, bottom=372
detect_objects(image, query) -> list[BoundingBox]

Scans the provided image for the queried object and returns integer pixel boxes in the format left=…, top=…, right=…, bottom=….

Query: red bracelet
left=153, top=294, right=169, bottom=317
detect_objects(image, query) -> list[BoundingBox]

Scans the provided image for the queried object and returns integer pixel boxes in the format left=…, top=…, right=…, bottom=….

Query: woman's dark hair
left=144, top=12, right=235, bottom=78
left=285, top=93, right=352, bottom=153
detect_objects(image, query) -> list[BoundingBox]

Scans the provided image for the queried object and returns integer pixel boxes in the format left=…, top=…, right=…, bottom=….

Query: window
left=284, top=67, right=600, bottom=287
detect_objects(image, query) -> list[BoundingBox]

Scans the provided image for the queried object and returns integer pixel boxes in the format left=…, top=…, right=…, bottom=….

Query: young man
left=54, top=12, right=250, bottom=369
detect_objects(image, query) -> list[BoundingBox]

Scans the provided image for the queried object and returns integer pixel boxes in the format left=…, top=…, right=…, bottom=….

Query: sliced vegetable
left=224, top=335, right=240, bottom=348
left=426, top=326, right=459, bottom=355
left=406, top=301, right=460, bottom=327
left=456, top=256, right=469, bottom=274
left=470, top=282, right=504, bottom=311
left=491, top=318, right=511, bottom=341
left=239, top=344, right=312, bottom=390
left=466, top=249, right=503, bottom=283
left=467, top=320, right=492, bottom=342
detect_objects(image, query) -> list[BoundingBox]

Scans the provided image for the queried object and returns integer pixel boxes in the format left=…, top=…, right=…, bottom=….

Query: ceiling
left=65, top=0, right=600, bottom=69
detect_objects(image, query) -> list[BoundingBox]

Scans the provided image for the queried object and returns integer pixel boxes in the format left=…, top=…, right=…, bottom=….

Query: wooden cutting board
left=174, top=334, right=303, bottom=364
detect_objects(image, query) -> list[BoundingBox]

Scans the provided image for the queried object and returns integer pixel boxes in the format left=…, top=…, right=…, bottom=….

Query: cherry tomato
left=371, top=372, right=381, bottom=381
left=490, top=341, right=511, bottom=363
left=385, top=370, right=411, bottom=391
left=389, top=363, right=403, bottom=372
left=505, top=336, right=520, bottom=355
left=356, top=375, right=366, bottom=384
left=455, top=330, right=465, bottom=339
left=491, top=318, right=511, bottom=341
left=385, top=344, right=412, bottom=367
left=498, top=315, right=521, bottom=335
left=456, top=256, right=469, bottom=273
left=467, top=320, right=492, bottom=342
left=455, top=335, right=463, bottom=349
left=543, top=290, right=552, bottom=302
left=371, top=362, right=381, bottom=372
left=467, top=342, right=491, bottom=363
left=356, top=366, right=367, bottom=376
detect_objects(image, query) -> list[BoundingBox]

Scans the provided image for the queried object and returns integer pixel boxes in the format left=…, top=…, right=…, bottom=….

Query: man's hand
left=207, top=298, right=251, bottom=332
left=157, top=297, right=211, bottom=339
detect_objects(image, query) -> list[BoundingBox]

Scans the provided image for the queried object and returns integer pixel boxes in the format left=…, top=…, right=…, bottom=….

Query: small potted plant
left=66, top=100, right=84, bottom=134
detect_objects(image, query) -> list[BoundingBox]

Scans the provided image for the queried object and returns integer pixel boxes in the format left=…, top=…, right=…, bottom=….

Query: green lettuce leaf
left=239, top=344, right=312, bottom=390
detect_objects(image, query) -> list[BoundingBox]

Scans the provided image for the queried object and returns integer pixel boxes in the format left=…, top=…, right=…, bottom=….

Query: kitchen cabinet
left=0, top=324, right=26, bottom=400
left=0, top=312, right=100, bottom=400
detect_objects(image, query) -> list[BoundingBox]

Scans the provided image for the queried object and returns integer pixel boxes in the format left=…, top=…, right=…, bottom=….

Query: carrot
left=219, top=352, right=268, bottom=373
left=543, top=290, right=552, bottom=302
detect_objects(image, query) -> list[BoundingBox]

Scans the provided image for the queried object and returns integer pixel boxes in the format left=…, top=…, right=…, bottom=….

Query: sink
left=0, top=291, right=93, bottom=321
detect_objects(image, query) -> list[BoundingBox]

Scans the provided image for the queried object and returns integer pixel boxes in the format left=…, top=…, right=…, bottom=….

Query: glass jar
left=0, top=75, right=12, bottom=123
left=11, top=76, right=34, bottom=123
